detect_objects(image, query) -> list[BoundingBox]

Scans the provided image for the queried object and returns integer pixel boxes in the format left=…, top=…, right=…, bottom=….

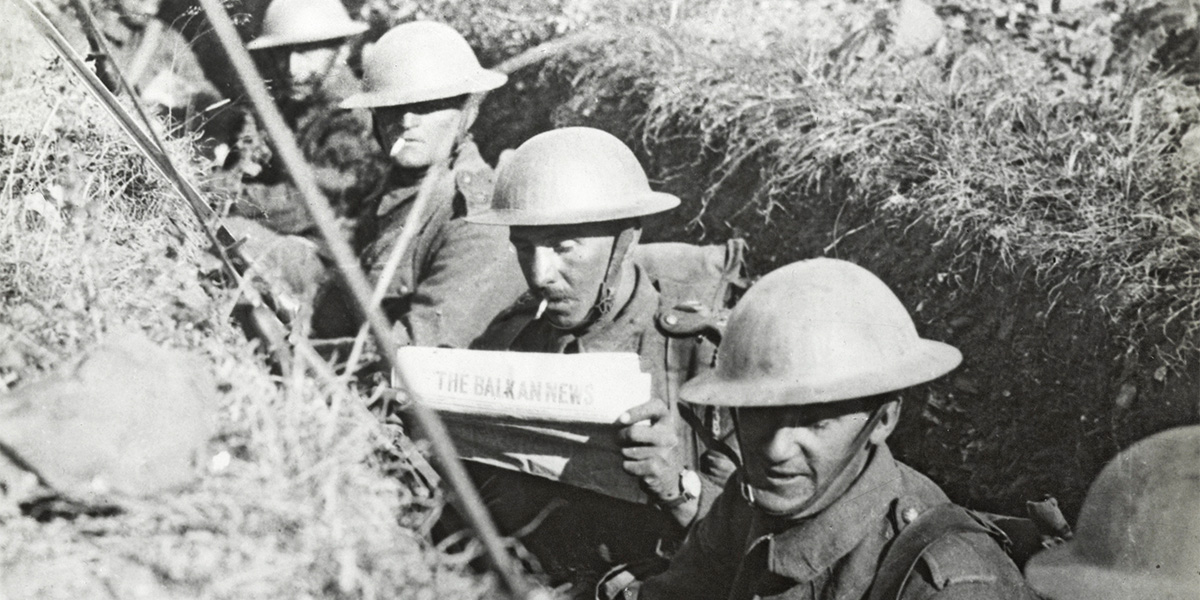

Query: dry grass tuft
left=1, top=13, right=490, bottom=599
left=453, top=0, right=1200, bottom=368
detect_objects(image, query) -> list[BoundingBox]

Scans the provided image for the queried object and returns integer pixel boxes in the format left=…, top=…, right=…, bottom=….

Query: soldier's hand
left=617, top=399, right=684, bottom=509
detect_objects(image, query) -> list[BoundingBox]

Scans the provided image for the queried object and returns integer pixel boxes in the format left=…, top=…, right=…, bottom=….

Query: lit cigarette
left=535, top=298, right=548, bottom=320
left=203, top=98, right=232, bottom=112
left=389, top=137, right=406, bottom=157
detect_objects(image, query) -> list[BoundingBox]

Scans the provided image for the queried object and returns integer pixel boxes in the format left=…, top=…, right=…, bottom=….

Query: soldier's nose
left=402, top=111, right=420, bottom=130
left=762, top=428, right=800, bottom=464
left=528, top=247, right=560, bottom=289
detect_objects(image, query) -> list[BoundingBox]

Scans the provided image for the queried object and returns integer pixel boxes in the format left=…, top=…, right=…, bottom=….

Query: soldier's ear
left=868, top=399, right=902, bottom=446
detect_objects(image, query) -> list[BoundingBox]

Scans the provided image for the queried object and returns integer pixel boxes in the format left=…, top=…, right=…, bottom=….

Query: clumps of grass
left=537, top=0, right=1200, bottom=368
left=0, top=14, right=490, bottom=599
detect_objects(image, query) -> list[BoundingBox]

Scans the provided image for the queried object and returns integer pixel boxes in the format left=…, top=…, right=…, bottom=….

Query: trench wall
left=474, top=76, right=1200, bottom=520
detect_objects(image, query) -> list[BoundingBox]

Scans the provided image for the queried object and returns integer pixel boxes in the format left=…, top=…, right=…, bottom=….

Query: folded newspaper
left=395, top=347, right=652, bottom=503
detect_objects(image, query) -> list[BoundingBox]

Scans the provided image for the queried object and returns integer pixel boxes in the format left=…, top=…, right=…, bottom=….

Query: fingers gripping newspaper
left=396, top=347, right=652, bottom=503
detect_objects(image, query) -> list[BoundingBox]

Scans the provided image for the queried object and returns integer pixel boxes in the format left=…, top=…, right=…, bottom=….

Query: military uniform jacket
left=471, top=262, right=716, bottom=492
left=355, top=140, right=527, bottom=348
left=456, top=263, right=726, bottom=589
left=639, top=446, right=1036, bottom=600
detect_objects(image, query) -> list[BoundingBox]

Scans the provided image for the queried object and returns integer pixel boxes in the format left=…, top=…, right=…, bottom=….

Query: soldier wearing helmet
left=1026, top=425, right=1200, bottom=600
left=210, top=0, right=387, bottom=234
left=309, top=21, right=526, bottom=347
left=449, top=127, right=732, bottom=592
left=628, top=259, right=1035, bottom=600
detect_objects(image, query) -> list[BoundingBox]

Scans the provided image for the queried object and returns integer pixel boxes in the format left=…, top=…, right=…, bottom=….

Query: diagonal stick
left=67, top=0, right=163, bottom=156
left=342, top=25, right=626, bottom=375
left=14, top=0, right=301, bottom=375
left=191, top=1, right=537, bottom=597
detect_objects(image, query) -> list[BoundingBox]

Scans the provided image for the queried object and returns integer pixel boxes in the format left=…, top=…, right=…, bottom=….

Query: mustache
left=533, top=287, right=570, bottom=303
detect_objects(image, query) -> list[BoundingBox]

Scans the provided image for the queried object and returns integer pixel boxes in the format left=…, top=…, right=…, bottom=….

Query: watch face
left=681, top=469, right=703, bottom=498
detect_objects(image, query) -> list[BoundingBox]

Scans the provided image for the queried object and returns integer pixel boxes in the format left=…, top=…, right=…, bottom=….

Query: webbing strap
left=593, top=227, right=637, bottom=319
left=867, top=504, right=994, bottom=600
left=677, top=401, right=741, bottom=468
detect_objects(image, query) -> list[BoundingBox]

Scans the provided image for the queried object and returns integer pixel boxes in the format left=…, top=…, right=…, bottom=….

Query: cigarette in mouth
left=534, top=298, right=548, bottom=320
left=389, top=138, right=406, bottom=157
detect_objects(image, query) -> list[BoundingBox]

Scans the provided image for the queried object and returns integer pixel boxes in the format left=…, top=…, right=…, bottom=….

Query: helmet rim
left=246, top=21, right=368, bottom=50
left=681, top=338, right=961, bottom=407
left=466, top=190, right=679, bottom=226
left=339, top=70, right=507, bottom=109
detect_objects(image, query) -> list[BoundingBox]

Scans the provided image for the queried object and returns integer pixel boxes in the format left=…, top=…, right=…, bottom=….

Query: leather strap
left=677, top=401, right=741, bottom=468
left=592, top=226, right=637, bottom=319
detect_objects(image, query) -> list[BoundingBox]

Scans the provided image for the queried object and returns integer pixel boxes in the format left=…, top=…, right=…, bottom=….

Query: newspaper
left=395, top=347, right=652, bottom=503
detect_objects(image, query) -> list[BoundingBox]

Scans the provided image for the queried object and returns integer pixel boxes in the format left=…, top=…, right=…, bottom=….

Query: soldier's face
left=372, top=98, right=465, bottom=169
left=735, top=399, right=895, bottom=519
left=261, top=42, right=341, bottom=101
left=509, top=222, right=624, bottom=330
left=288, top=46, right=339, bottom=95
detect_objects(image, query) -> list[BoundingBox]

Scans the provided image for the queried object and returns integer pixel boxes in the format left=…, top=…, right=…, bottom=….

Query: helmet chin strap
left=738, top=402, right=889, bottom=520
left=588, top=226, right=637, bottom=323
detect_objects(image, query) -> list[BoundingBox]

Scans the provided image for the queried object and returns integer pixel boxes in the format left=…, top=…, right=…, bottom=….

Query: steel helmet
left=339, top=21, right=506, bottom=109
left=467, top=127, right=680, bottom=226
left=1026, top=425, right=1200, bottom=600
left=246, top=0, right=368, bottom=51
left=682, top=258, right=961, bottom=407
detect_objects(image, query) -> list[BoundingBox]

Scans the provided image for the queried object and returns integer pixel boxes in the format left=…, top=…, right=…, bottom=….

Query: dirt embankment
left=0, top=10, right=489, bottom=598
left=457, top=0, right=1200, bottom=519
left=658, top=164, right=1200, bottom=518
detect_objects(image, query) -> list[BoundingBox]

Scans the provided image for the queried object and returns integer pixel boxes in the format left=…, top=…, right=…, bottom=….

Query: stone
left=1178, top=124, right=1200, bottom=168
left=221, top=216, right=331, bottom=326
left=0, top=331, right=217, bottom=503
left=893, top=0, right=944, bottom=55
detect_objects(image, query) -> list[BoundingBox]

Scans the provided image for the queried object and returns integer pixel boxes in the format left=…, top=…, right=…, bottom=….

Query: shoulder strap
left=868, top=504, right=997, bottom=600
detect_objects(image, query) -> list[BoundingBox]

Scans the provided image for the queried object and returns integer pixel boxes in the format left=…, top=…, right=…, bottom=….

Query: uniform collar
left=750, top=445, right=905, bottom=583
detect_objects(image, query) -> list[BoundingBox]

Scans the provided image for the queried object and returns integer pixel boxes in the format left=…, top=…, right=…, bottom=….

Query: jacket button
left=664, top=314, right=679, bottom=326
left=902, top=507, right=920, bottom=525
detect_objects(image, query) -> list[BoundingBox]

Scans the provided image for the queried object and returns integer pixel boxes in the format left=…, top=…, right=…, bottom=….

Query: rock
left=1178, top=124, right=1200, bottom=168
left=2, top=551, right=180, bottom=600
left=0, top=331, right=217, bottom=503
left=1058, top=0, right=1106, bottom=12
left=1113, top=382, right=1138, bottom=410
left=894, top=0, right=944, bottom=55
left=221, top=216, right=331, bottom=325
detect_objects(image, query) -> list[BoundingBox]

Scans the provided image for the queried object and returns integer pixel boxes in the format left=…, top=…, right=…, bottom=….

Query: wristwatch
left=657, top=469, right=702, bottom=510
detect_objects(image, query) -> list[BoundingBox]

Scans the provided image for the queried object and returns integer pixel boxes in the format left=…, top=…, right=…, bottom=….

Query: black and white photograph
left=0, top=0, right=1196, bottom=598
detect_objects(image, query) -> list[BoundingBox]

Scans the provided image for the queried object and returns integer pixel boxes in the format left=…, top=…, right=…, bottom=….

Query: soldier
left=219, top=0, right=385, bottom=234
left=1025, top=425, right=1200, bottom=600
left=312, top=21, right=527, bottom=348
left=627, top=258, right=1036, bottom=600
left=456, top=127, right=733, bottom=593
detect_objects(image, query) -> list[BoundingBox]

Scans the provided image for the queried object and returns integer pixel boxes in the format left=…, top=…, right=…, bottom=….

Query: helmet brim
left=465, top=192, right=680, bottom=226
left=246, top=21, right=368, bottom=50
left=1026, top=544, right=1200, bottom=600
left=680, top=339, right=962, bottom=407
left=339, top=70, right=507, bottom=109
